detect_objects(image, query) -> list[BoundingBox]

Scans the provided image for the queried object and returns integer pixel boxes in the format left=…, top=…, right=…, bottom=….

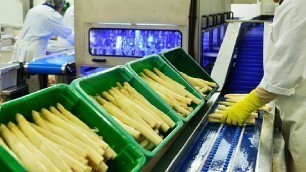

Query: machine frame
left=75, top=0, right=191, bottom=76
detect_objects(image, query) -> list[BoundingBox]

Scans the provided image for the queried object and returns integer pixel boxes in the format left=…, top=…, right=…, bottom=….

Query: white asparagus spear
left=38, top=133, right=92, bottom=172
left=0, top=124, right=48, bottom=172
left=223, top=99, right=272, bottom=113
left=50, top=106, right=109, bottom=151
left=113, top=96, right=156, bottom=129
left=8, top=122, right=60, bottom=172
left=41, top=108, right=104, bottom=155
left=122, top=83, right=175, bottom=128
left=208, top=114, right=255, bottom=125
left=31, top=123, right=87, bottom=158
left=56, top=104, right=117, bottom=159
left=120, top=89, right=170, bottom=132
left=143, top=69, right=187, bottom=96
left=43, top=121, right=103, bottom=169
left=0, top=137, right=20, bottom=162
left=32, top=110, right=50, bottom=130
left=111, top=87, right=162, bottom=129
left=102, top=101, right=163, bottom=146
left=16, top=114, right=71, bottom=172
left=153, top=68, right=185, bottom=89
left=112, top=116, right=141, bottom=139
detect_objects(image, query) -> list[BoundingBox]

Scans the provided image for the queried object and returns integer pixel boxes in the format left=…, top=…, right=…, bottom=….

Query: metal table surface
left=152, top=93, right=274, bottom=172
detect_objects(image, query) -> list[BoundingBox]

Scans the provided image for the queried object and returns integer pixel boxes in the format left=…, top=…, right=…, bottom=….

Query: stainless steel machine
left=75, top=0, right=191, bottom=76
left=74, top=0, right=232, bottom=76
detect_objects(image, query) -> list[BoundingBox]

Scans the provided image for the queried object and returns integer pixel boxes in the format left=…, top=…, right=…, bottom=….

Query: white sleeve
left=63, top=6, right=74, bottom=28
left=259, top=19, right=306, bottom=96
left=48, top=12, right=73, bottom=40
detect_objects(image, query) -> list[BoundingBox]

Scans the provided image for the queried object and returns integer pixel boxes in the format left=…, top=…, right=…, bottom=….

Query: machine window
left=89, top=28, right=182, bottom=57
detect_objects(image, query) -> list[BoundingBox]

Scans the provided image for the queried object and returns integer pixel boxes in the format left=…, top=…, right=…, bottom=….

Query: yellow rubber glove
left=221, top=90, right=266, bottom=126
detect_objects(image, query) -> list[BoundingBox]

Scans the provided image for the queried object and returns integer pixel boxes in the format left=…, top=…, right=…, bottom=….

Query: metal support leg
left=39, top=74, right=48, bottom=89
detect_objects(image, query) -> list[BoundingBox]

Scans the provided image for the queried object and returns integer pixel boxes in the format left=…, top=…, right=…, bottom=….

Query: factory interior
left=1, top=0, right=302, bottom=171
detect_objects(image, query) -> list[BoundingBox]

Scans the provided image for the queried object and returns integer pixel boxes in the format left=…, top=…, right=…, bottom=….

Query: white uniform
left=57, top=6, right=74, bottom=47
left=11, top=4, right=74, bottom=93
left=11, top=4, right=74, bottom=63
left=259, top=0, right=306, bottom=171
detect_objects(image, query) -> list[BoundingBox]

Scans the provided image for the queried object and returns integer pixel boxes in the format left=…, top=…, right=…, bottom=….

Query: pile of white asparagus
left=138, top=68, right=201, bottom=118
left=208, top=94, right=272, bottom=125
left=0, top=103, right=117, bottom=172
left=179, top=72, right=217, bottom=97
left=94, top=82, right=176, bottom=151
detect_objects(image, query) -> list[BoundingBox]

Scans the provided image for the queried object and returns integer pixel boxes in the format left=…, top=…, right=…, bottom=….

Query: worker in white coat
left=11, top=0, right=74, bottom=92
left=11, top=0, right=74, bottom=63
left=221, top=0, right=306, bottom=171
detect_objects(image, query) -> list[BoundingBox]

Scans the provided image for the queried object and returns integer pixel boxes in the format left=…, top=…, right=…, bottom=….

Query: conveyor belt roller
left=25, top=52, right=75, bottom=75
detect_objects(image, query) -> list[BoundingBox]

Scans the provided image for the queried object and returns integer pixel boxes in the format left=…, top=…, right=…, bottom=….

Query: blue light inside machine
left=89, top=28, right=182, bottom=57
left=220, top=26, right=225, bottom=44
left=202, top=31, right=210, bottom=53
left=213, top=28, right=218, bottom=47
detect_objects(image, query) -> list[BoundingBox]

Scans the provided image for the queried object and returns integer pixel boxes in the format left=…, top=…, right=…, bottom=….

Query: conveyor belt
left=225, top=25, right=264, bottom=94
left=172, top=99, right=263, bottom=172
left=149, top=24, right=273, bottom=172
left=152, top=93, right=271, bottom=172
left=25, top=52, right=75, bottom=75
left=170, top=25, right=267, bottom=171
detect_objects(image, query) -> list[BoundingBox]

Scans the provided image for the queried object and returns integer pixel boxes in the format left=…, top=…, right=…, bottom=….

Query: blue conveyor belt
left=173, top=121, right=262, bottom=171
left=80, top=66, right=109, bottom=77
left=26, top=53, right=75, bottom=75
left=173, top=99, right=263, bottom=172
left=225, top=25, right=264, bottom=94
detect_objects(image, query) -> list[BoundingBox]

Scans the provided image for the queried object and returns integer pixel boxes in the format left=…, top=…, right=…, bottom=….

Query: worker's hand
left=221, top=91, right=266, bottom=126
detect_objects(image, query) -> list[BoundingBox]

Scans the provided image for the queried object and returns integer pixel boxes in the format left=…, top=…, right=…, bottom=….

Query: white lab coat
left=11, top=4, right=74, bottom=63
left=259, top=0, right=306, bottom=171
left=57, top=6, right=75, bottom=47
left=11, top=4, right=74, bottom=93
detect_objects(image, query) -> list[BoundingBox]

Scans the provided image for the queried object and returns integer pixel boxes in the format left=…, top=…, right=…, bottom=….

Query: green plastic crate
left=70, top=66, right=183, bottom=160
left=160, top=47, right=219, bottom=101
left=126, top=55, right=205, bottom=122
left=0, top=147, right=26, bottom=172
left=0, top=84, right=145, bottom=172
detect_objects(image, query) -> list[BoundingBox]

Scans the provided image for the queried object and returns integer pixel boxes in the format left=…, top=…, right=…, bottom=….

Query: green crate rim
left=159, top=47, right=219, bottom=101
left=0, top=84, right=146, bottom=172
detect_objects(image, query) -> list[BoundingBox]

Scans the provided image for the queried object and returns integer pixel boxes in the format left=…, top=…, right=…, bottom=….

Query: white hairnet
left=46, top=0, right=66, bottom=8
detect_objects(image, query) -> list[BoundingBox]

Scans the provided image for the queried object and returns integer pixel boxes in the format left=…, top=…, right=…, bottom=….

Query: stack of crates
left=0, top=47, right=218, bottom=171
